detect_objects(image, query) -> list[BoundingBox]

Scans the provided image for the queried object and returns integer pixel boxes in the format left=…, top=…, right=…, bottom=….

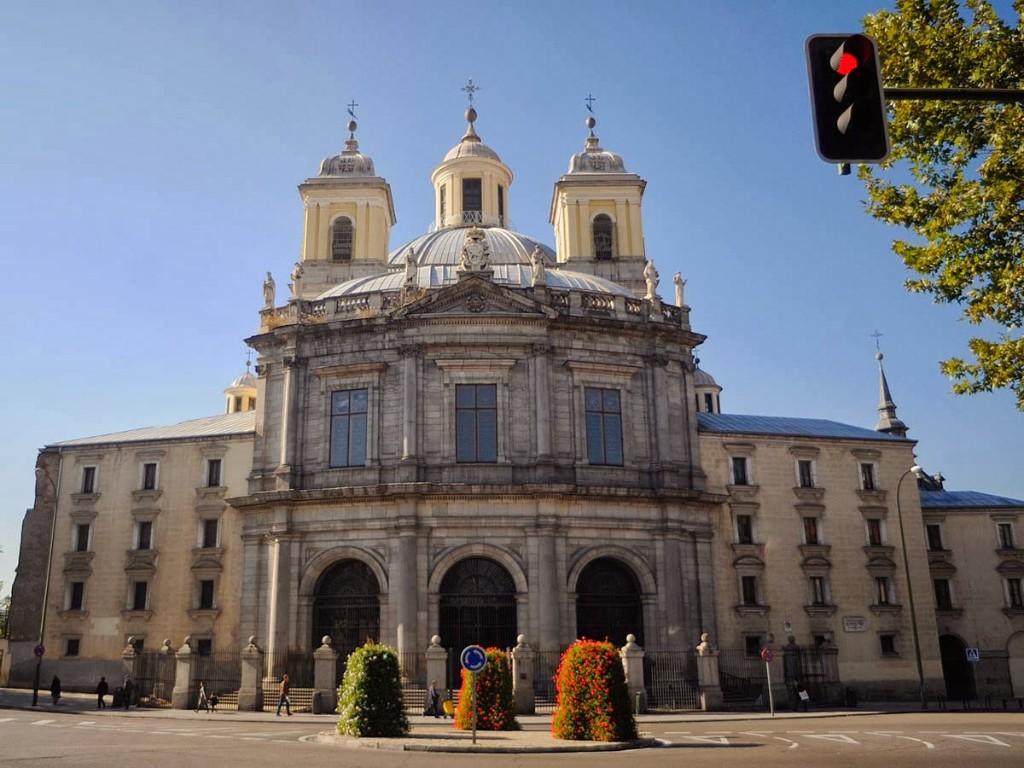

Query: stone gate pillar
left=237, top=636, right=264, bottom=712
left=621, top=634, right=646, bottom=714
left=313, top=636, right=339, bottom=714
left=171, top=636, right=194, bottom=710
left=425, top=635, right=448, bottom=692
left=121, top=638, right=138, bottom=705
left=695, top=632, right=723, bottom=711
left=511, top=634, right=535, bottom=714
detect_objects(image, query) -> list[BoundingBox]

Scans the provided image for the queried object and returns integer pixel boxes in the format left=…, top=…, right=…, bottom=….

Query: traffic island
left=308, top=730, right=661, bottom=753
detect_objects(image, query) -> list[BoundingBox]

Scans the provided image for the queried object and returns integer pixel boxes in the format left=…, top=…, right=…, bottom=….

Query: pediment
left=391, top=276, right=557, bottom=319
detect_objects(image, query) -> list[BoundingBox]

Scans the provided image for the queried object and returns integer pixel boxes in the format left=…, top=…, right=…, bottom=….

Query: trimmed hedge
left=454, top=647, right=519, bottom=731
left=551, top=639, right=637, bottom=742
left=336, top=642, right=409, bottom=737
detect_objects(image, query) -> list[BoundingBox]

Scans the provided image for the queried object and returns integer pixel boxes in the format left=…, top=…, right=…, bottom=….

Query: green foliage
left=454, top=647, right=518, bottom=730
left=860, top=0, right=1024, bottom=409
left=336, top=642, right=409, bottom=737
left=551, top=640, right=637, bottom=742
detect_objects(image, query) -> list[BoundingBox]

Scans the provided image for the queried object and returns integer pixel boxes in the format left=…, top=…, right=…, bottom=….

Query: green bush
left=453, top=647, right=519, bottom=731
left=551, top=639, right=636, bottom=742
left=336, top=642, right=409, bottom=737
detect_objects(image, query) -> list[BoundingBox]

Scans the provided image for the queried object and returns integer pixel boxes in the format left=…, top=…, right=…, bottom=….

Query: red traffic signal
left=806, top=33, right=890, bottom=163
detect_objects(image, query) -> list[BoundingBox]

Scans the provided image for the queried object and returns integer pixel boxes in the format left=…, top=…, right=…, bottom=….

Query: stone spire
left=874, top=351, right=908, bottom=437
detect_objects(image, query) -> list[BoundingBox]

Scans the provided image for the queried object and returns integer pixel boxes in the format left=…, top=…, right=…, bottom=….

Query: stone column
left=511, top=634, right=535, bottom=715
left=237, top=636, right=264, bottom=712
left=661, top=530, right=687, bottom=651
left=535, top=520, right=559, bottom=654
left=649, top=356, right=672, bottom=471
left=400, top=346, right=418, bottom=463
left=620, top=634, right=646, bottom=714
left=171, top=636, right=194, bottom=710
left=265, top=535, right=292, bottom=662
left=425, top=635, right=448, bottom=692
left=313, top=636, right=340, bottom=714
left=695, top=633, right=723, bottom=711
left=533, top=345, right=552, bottom=462
left=693, top=531, right=718, bottom=643
left=392, top=519, right=418, bottom=658
left=239, top=534, right=262, bottom=648
left=277, top=357, right=297, bottom=473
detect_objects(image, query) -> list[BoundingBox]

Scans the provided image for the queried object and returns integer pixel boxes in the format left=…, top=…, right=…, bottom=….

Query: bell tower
left=549, top=114, right=647, bottom=295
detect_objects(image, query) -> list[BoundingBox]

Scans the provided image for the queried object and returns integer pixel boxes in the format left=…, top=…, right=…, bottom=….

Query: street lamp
left=31, top=465, right=60, bottom=707
left=895, top=464, right=927, bottom=710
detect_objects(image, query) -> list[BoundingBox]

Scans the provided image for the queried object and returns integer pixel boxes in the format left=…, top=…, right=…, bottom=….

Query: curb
left=308, top=731, right=661, bottom=753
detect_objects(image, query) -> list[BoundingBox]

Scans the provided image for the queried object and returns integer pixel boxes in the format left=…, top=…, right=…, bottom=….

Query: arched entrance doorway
left=439, top=557, right=517, bottom=677
left=575, top=557, right=643, bottom=647
left=312, top=559, right=381, bottom=657
left=939, top=634, right=976, bottom=701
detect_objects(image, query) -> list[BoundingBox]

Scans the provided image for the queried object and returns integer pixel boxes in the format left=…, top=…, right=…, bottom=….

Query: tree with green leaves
left=336, top=642, right=409, bottom=738
left=860, top=0, right=1024, bottom=408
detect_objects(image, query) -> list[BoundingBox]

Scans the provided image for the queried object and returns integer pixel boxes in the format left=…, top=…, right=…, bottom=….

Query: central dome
left=389, top=226, right=553, bottom=266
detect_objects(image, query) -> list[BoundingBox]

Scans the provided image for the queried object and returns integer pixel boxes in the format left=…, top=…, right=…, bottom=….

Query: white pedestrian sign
left=965, top=647, right=980, bottom=663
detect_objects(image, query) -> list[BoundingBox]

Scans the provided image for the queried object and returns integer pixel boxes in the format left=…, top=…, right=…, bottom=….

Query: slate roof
left=696, top=413, right=909, bottom=442
left=919, top=489, right=1024, bottom=509
left=52, top=411, right=256, bottom=448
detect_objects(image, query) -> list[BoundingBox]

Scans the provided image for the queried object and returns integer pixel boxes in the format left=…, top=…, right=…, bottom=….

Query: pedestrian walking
left=123, top=676, right=134, bottom=710
left=50, top=676, right=61, bottom=706
left=425, top=680, right=441, bottom=718
left=195, top=681, right=210, bottom=713
left=275, top=674, right=291, bottom=716
left=96, top=676, right=109, bottom=709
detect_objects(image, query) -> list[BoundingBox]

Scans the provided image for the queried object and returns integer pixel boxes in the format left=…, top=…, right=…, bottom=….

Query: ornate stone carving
left=263, top=271, right=276, bottom=310
left=457, top=227, right=491, bottom=274
left=643, top=259, right=659, bottom=301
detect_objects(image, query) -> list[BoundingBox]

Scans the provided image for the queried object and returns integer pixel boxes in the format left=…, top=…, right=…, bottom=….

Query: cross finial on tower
left=870, top=329, right=884, bottom=352
left=346, top=100, right=359, bottom=120
left=461, top=78, right=480, bottom=105
left=584, top=92, right=596, bottom=113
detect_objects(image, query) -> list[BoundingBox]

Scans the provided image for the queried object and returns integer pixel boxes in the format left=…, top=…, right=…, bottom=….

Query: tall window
left=810, top=576, right=827, bottom=605
left=497, top=185, right=505, bottom=223
left=132, top=581, right=148, bottom=611
left=199, top=580, right=215, bottom=610
left=860, top=462, right=876, bottom=490
left=206, top=458, right=222, bottom=488
left=69, top=581, right=85, bottom=611
left=998, top=522, right=1016, bottom=549
left=196, top=638, right=213, bottom=656
left=933, top=578, right=953, bottom=610
left=797, top=460, right=815, bottom=488
left=867, top=518, right=884, bottom=546
left=65, top=638, right=80, bottom=657
left=202, top=518, right=219, bottom=549
left=440, top=184, right=447, bottom=221
left=875, top=576, right=892, bottom=605
left=744, top=635, right=762, bottom=656
left=330, top=388, right=368, bottom=467
left=75, top=524, right=90, bottom=553
left=926, top=524, right=944, bottom=551
left=1008, top=578, right=1024, bottom=608
left=136, top=521, right=152, bottom=551
left=592, top=214, right=613, bottom=260
left=803, top=516, right=820, bottom=545
left=456, top=384, right=497, bottom=463
left=740, top=575, right=759, bottom=605
left=331, top=217, right=353, bottom=261
left=81, top=466, right=96, bottom=494
left=704, top=393, right=715, bottom=413
left=462, top=178, right=482, bottom=213
left=142, top=462, right=157, bottom=490
left=731, top=456, right=749, bottom=485
left=736, top=514, right=754, bottom=545
left=584, top=387, right=623, bottom=466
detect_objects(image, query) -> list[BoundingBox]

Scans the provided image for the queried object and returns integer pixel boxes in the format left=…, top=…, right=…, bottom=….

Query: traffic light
left=806, top=33, right=890, bottom=163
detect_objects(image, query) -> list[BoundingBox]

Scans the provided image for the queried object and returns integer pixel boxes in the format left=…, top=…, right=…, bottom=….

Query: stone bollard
left=313, top=635, right=340, bottom=714
left=425, top=635, right=448, bottom=694
left=695, top=632, right=723, bottom=711
left=620, top=634, right=646, bottom=714
left=171, top=636, right=194, bottom=710
left=511, top=634, right=535, bottom=715
left=237, top=636, right=264, bottom=712
left=121, top=637, right=138, bottom=705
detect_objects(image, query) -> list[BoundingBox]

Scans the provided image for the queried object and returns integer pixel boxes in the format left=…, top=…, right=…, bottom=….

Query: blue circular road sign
left=460, top=645, right=487, bottom=673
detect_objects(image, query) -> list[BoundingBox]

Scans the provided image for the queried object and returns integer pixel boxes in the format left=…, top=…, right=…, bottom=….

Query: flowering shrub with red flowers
left=453, top=647, right=519, bottom=731
left=551, top=639, right=637, bottom=742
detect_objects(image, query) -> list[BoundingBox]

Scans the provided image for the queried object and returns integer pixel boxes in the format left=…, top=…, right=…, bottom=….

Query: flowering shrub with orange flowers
left=551, top=639, right=637, bottom=742
left=453, top=647, right=519, bottom=731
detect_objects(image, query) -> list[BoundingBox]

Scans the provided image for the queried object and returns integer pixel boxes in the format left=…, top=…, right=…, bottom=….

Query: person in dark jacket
left=123, top=676, right=134, bottom=710
left=50, top=676, right=62, bottom=705
left=96, top=676, right=109, bottom=709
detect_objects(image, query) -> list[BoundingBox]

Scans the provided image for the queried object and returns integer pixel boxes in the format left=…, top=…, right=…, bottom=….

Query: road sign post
left=760, top=647, right=775, bottom=717
left=460, top=645, right=487, bottom=745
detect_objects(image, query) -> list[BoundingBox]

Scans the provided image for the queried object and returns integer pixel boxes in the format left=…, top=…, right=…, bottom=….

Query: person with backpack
left=275, top=674, right=291, bottom=716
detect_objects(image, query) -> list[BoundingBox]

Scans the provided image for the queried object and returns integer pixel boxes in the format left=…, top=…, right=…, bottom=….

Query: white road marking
left=663, top=731, right=691, bottom=734
left=76, top=721, right=96, bottom=726
left=866, top=731, right=934, bottom=749
left=991, top=732, right=1024, bottom=738
left=30, top=719, right=55, bottom=725
left=740, top=731, right=769, bottom=737
left=947, top=734, right=1010, bottom=748
left=0, top=718, right=16, bottom=723
left=684, top=736, right=730, bottom=745
left=271, top=739, right=295, bottom=743
left=772, top=736, right=799, bottom=749
left=233, top=730, right=306, bottom=738
left=807, top=734, right=860, bottom=745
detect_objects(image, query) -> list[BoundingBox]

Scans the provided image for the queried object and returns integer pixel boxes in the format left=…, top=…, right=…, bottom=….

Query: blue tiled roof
left=696, top=413, right=908, bottom=442
left=919, top=490, right=1024, bottom=509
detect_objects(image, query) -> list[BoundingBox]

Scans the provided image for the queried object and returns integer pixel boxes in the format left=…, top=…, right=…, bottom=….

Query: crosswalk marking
left=866, top=731, right=934, bottom=749
left=30, top=719, right=55, bottom=725
left=807, top=734, right=859, bottom=745
left=684, top=736, right=730, bottom=745
left=947, top=734, right=1010, bottom=748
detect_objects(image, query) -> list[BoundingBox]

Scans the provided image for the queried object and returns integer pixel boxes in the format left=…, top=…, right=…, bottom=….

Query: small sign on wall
left=966, top=647, right=980, bottom=663
left=842, top=616, right=867, bottom=632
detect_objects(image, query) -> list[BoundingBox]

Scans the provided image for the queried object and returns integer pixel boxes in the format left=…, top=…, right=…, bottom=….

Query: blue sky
left=1, top=0, right=1021, bottom=591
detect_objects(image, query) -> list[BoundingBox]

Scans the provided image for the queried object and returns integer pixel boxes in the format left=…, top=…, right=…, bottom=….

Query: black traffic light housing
left=806, top=33, right=890, bottom=163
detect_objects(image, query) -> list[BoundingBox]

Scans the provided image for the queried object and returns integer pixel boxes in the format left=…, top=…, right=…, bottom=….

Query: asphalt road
left=0, top=711, right=1022, bottom=767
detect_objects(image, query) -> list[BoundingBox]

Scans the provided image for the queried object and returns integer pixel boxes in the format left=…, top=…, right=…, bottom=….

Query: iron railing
left=645, top=651, right=700, bottom=711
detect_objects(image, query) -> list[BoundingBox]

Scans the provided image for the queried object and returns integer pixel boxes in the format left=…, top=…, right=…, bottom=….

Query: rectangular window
left=199, top=580, right=215, bottom=610
left=879, top=634, right=898, bottom=656
left=736, top=514, right=754, bottom=545
left=131, top=637, right=144, bottom=652
left=136, top=521, right=152, bottom=551
left=803, top=516, right=820, bottom=545
left=202, top=518, right=219, bottom=549
left=206, top=458, right=222, bottom=488
left=810, top=576, right=827, bottom=605
left=860, top=462, right=876, bottom=490
left=196, top=638, right=213, bottom=656
left=1008, top=578, right=1024, bottom=609
left=998, top=522, right=1015, bottom=550
left=875, top=576, right=891, bottom=605
left=440, top=184, right=446, bottom=221
left=497, top=185, right=504, bottom=222
left=462, top=178, right=482, bottom=213
left=75, top=524, right=90, bottom=552
left=69, top=582, right=84, bottom=611
left=730, top=456, right=749, bottom=486
left=926, top=524, right=944, bottom=551
left=329, top=388, right=369, bottom=468
left=741, top=575, right=758, bottom=605
left=132, top=581, right=148, bottom=611
left=65, top=638, right=80, bottom=657
left=867, top=518, right=884, bottom=546
left=704, top=393, right=714, bottom=412
left=142, top=462, right=157, bottom=490
left=744, top=635, right=762, bottom=657
left=455, top=384, right=498, bottom=463
left=233, top=395, right=243, bottom=412
left=934, top=578, right=953, bottom=610
left=81, top=466, right=96, bottom=494
left=797, top=460, right=815, bottom=488
left=584, top=387, right=623, bottom=466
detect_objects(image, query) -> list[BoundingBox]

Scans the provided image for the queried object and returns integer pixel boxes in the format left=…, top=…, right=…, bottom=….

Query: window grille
left=592, top=214, right=613, bottom=259
left=331, top=217, right=353, bottom=262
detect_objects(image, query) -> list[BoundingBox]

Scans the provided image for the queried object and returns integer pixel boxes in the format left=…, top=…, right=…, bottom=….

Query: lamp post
left=895, top=464, right=927, bottom=710
left=31, top=465, right=60, bottom=707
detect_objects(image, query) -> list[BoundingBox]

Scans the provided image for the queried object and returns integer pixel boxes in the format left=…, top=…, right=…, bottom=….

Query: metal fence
left=132, top=650, right=175, bottom=705
left=533, top=650, right=563, bottom=714
left=645, top=651, right=700, bottom=711
left=193, top=652, right=242, bottom=705
left=718, top=649, right=769, bottom=710
left=398, top=651, right=427, bottom=714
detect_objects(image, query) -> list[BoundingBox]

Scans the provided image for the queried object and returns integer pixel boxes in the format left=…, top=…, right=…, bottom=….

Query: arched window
left=439, top=557, right=517, bottom=654
left=331, top=217, right=353, bottom=262
left=575, top=557, right=643, bottom=646
left=312, top=559, right=380, bottom=654
left=592, top=214, right=614, bottom=260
